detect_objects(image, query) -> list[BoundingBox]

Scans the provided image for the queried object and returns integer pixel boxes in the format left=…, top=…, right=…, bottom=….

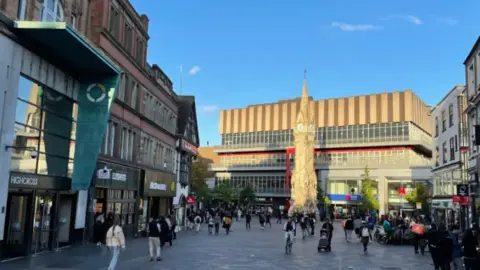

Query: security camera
left=103, top=168, right=108, bottom=173
left=30, top=150, right=38, bottom=159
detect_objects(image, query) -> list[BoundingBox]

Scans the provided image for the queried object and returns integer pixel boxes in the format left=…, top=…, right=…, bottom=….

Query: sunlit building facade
left=211, top=89, right=433, bottom=215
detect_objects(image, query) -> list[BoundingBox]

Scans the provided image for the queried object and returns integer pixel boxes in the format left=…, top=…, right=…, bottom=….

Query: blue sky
left=131, top=0, right=479, bottom=146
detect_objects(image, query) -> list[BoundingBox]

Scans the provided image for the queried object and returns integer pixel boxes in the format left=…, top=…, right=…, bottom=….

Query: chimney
left=140, top=14, right=149, bottom=32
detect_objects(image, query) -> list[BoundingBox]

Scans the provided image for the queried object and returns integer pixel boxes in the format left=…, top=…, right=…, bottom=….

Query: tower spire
left=300, top=68, right=309, bottom=113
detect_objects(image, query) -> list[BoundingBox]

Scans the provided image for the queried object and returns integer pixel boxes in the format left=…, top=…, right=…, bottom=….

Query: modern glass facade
left=219, top=122, right=431, bottom=150
left=214, top=173, right=288, bottom=195
left=11, top=75, right=77, bottom=177
left=213, top=148, right=431, bottom=169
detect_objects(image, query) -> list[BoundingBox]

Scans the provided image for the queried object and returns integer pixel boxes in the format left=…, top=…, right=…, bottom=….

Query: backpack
left=286, top=221, right=293, bottom=231
left=361, top=227, right=370, bottom=237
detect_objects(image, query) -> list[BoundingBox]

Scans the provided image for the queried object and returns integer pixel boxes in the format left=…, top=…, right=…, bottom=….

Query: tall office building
left=211, top=85, right=433, bottom=215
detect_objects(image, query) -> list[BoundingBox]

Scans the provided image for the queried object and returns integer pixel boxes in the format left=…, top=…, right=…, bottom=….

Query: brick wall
left=88, top=0, right=105, bottom=44
left=1, top=0, right=90, bottom=35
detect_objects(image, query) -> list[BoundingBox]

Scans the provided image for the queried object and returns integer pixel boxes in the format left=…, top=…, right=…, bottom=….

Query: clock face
left=296, top=123, right=304, bottom=131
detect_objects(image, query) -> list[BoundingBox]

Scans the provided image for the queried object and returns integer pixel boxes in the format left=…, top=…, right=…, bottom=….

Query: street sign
left=457, top=184, right=469, bottom=197
left=186, top=196, right=196, bottom=205
left=453, top=195, right=471, bottom=205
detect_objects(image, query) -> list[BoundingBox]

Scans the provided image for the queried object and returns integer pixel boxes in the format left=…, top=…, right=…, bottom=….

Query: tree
left=405, top=183, right=430, bottom=214
left=317, top=185, right=331, bottom=206
left=213, top=181, right=237, bottom=205
left=239, top=185, right=256, bottom=206
left=191, top=159, right=213, bottom=202
left=360, top=167, right=379, bottom=214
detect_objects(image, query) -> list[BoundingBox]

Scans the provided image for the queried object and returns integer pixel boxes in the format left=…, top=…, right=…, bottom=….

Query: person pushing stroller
left=319, top=219, right=334, bottom=251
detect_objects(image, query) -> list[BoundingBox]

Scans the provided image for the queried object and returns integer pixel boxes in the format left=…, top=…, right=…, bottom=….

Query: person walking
left=276, top=209, right=283, bottom=224
left=462, top=223, right=479, bottom=270
left=213, top=213, right=221, bottom=235
left=147, top=218, right=162, bottom=262
left=105, top=215, right=126, bottom=270
left=207, top=214, right=214, bottom=235
left=169, top=214, right=177, bottom=240
left=344, top=216, right=354, bottom=242
left=360, top=221, right=370, bottom=254
left=245, top=211, right=252, bottom=230
left=194, top=213, right=202, bottom=233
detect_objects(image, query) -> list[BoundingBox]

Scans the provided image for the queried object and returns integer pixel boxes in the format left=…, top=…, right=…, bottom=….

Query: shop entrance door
left=31, top=193, right=55, bottom=254
left=3, top=193, right=33, bottom=259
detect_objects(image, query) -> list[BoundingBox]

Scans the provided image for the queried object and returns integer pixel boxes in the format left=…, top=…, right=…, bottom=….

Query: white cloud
left=188, top=66, right=201, bottom=76
left=202, top=105, right=219, bottom=113
left=331, top=21, right=382, bottom=32
left=383, top=14, right=423, bottom=25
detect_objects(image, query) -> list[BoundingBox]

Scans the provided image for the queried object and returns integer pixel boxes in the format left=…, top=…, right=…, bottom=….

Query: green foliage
left=360, top=167, right=379, bottom=213
left=317, top=185, right=331, bottom=205
left=213, top=181, right=237, bottom=204
left=191, top=160, right=213, bottom=202
left=239, top=185, right=256, bottom=206
left=405, top=183, right=430, bottom=214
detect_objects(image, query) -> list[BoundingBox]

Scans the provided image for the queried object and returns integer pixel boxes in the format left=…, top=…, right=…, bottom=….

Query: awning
left=13, top=21, right=119, bottom=80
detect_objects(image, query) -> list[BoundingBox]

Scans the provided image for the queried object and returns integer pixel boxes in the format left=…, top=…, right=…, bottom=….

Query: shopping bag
left=411, top=224, right=425, bottom=235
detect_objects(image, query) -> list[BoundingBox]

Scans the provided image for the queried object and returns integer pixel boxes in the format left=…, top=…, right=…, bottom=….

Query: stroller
left=317, top=229, right=331, bottom=252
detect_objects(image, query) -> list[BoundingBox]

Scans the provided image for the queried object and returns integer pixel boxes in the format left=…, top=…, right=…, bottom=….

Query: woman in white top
left=105, top=215, right=126, bottom=270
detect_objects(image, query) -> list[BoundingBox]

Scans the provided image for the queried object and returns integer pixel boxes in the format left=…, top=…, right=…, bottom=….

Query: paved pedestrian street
left=2, top=220, right=433, bottom=270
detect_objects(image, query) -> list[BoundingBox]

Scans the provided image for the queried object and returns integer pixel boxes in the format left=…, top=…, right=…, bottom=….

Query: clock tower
left=289, top=76, right=318, bottom=215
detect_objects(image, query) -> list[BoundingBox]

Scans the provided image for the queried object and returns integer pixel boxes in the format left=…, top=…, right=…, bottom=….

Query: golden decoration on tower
left=289, top=75, right=318, bottom=215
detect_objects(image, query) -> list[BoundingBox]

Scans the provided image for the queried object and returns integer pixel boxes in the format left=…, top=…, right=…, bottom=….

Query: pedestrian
left=309, top=212, right=316, bottom=236
left=147, top=217, right=162, bottom=262
left=321, top=219, right=334, bottom=250
left=164, top=215, right=173, bottom=247
left=169, top=213, right=177, bottom=240
left=448, top=227, right=462, bottom=270
left=223, top=214, right=232, bottom=234
left=245, top=211, right=251, bottom=230
left=259, top=213, right=265, bottom=230
left=105, top=215, right=126, bottom=270
left=214, top=212, right=221, bottom=235
left=462, top=223, right=479, bottom=270
left=344, top=216, right=354, bottom=242
left=194, top=213, right=201, bottom=233
left=277, top=209, right=282, bottom=224
left=266, top=212, right=272, bottom=228
left=354, top=216, right=362, bottom=240
left=94, top=212, right=105, bottom=246
left=360, top=221, right=370, bottom=254
left=207, top=214, right=214, bottom=235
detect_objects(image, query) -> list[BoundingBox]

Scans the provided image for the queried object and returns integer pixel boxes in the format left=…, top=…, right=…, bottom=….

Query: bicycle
left=285, top=233, right=293, bottom=254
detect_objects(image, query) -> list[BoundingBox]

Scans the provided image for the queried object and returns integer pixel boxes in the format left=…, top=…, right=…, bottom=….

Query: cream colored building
left=210, top=87, right=433, bottom=215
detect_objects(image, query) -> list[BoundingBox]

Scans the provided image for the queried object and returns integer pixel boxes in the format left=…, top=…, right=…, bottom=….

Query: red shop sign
left=453, top=196, right=470, bottom=205
left=186, top=196, right=196, bottom=205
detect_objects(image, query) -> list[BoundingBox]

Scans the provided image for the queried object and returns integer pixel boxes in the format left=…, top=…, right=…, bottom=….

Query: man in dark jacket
left=148, top=218, right=162, bottom=261
left=462, top=223, right=479, bottom=270
left=321, top=219, right=334, bottom=248
left=427, top=224, right=440, bottom=269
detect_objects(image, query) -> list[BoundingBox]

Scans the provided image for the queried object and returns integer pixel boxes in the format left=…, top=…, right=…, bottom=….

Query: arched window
left=41, top=0, right=64, bottom=22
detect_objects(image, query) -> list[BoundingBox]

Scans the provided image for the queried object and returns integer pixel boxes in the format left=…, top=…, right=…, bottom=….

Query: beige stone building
left=210, top=87, right=433, bottom=215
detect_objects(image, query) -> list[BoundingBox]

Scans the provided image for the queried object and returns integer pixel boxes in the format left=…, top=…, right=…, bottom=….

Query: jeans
left=246, top=222, right=251, bottom=230
left=171, top=225, right=177, bottom=239
left=148, top=237, right=161, bottom=259
left=214, top=223, right=220, bottom=235
left=345, top=230, right=353, bottom=241
left=108, top=246, right=121, bottom=270
left=451, top=258, right=463, bottom=270
left=208, top=225, right=213, bottom=234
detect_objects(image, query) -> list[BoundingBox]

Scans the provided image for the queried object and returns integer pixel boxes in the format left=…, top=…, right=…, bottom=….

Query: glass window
left=41, top=0, right=63, bottom=22
left=37, top=153, right=69, bottom=177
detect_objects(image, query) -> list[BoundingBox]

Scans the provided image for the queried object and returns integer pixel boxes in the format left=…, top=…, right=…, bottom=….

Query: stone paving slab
left=1, top=219, right=434, bottom=269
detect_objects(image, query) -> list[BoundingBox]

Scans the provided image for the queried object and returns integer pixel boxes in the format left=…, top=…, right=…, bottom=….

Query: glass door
left=3, top=194, right=32, bottom=259
left=31, top=194, right=55, bottom=254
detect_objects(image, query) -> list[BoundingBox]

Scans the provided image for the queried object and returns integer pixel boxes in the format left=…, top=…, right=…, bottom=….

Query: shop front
left=2, top=172, right=73, bottom=259
left=92, top=162, right=140, bottom=238
left=327, top=194, right=363, bottom=218
left=432, top=197, right=463, bottom=228
left=138, top=170, right=176, bottom=235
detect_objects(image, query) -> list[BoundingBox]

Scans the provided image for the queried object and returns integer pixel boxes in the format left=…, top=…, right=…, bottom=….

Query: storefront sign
left=181, top=140, right=198, bottom=155
left=9, top=172, right=71, bottom=190
left=150, top=182, right=166, bottom=191
left=143, top=170, right=176, bottom=197
left=112, top=172, right=127, bottom=182
left=10, top=175, right=38, bottom=186
left=186, top=196, right=196, bottom=205
left=453, top=195, right=471, bottom=205
left=456, top=184, right=469, bottom=197
left=432, top=199, right=454, bottom=209
left=94, top=162, right=140, bottom=190
left=328, top=194, right=363, bottom=201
